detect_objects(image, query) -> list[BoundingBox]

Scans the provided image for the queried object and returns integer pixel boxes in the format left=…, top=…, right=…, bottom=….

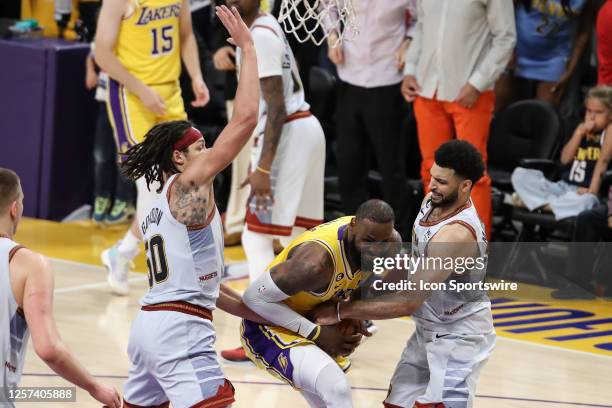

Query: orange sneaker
left=220, top=346, right=252, bottom=365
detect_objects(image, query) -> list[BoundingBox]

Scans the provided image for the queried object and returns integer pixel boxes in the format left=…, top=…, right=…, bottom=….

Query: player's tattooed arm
left=169, top=179, right=210, bottom=226
left=257, top=76, right=287, bottom=170
left=271, top=242, right=335, bottom=296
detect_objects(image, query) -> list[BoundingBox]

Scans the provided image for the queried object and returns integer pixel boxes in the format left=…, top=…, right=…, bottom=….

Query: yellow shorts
left=106, top=79, right=187, bottom=153
left=240, top=320, right=350, bottom=388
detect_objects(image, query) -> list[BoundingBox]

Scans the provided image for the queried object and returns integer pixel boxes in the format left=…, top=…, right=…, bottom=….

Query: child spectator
left=511, top=85, right=612, bottom=219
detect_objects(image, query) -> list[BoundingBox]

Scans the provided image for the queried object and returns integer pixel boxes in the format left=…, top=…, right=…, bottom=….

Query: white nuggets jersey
left=411, top=198, right=494, bottom=334
left=236, top=13, right=310, bottom=135
left=140, top=175, right=225, bottom=310
left=1, top=238, right=29, bottom=406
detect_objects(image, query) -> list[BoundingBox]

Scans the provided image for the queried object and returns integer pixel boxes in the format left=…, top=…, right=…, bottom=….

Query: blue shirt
left=515, top=0, right=587, bottom=82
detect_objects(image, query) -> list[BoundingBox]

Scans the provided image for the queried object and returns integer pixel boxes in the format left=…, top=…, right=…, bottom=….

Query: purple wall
left=0, top=38, right=97, bottom=220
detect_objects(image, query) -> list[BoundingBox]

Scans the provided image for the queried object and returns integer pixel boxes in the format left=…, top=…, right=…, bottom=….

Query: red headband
left=173, top=127, right=203, bottom=151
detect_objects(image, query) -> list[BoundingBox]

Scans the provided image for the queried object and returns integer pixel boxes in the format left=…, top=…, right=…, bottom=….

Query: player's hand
left=395, top=37, right=411, bottom=71
left=213, top=45, right=236, bottom=71
left=137, top=85, right=166, bottom=116
left=89, top=381, right=121, bottom=408
left=85, top=70, right=98, bottom=90
left=456, top=83, right=481, bottom=109
left=311, top=301, right=340, bottom=326
left=241, top=167, right=273, bottom=210
left=327, top=31, right=344, bottom=65
left=216, top=5, right=253, bottom=50
left=401, top=75, right=421, bottom=102
left=315, top=326, right=362, bottom=358
left=191, top=77, right=210, bottom=107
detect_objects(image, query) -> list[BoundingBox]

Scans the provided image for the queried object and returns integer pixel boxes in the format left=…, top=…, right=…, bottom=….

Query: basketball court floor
left=14, top=218, right=612, bottom=407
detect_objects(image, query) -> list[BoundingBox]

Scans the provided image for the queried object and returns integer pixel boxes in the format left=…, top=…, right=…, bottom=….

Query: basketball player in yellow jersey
left=241, top=199, right=401, bottom=408
left=95, top=0, right=209, bottom=296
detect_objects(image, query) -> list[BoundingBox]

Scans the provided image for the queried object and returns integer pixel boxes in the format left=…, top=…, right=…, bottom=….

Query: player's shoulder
left=10, top=247, right=50, bottom=276
left=433, top=222, right=476, bottom=244
left=251, top=16, right=283, bottom=42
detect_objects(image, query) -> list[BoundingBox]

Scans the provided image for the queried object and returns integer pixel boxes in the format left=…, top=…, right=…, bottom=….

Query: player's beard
left=430, top=188, right=459, bottom=208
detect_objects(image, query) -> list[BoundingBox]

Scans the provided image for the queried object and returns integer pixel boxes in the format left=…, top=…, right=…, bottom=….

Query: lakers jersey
left=140, top=174, right=225, bottom=310
left=412, top=198, right=494, bottom=334
left=268, top=216, right=362, bottom=316
left=1, top=238, right=29, bottom=407
left=115, top=0, right=182, bottom=85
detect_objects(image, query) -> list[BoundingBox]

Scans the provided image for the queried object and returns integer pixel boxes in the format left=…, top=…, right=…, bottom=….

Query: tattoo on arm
left=271, top=243, right=334, bottom=296
left=169, top=178, right=210, bottom=226
left=259, top=76, right=287, bottom=165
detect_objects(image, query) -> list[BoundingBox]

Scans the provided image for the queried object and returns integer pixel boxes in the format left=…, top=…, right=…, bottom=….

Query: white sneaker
left=101, top=244, right=132, bottom=296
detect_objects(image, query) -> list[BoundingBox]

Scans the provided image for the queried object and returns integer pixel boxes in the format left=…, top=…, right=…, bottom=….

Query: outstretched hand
left=215, top=5, right=253, bottom=50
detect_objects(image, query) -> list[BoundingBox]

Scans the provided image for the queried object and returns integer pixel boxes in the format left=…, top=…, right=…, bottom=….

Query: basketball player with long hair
left=118, top=7, right=263, bottom=407
left=0, top=168, right=121, bottom=407
left=95, top=0, right=210, bottom=295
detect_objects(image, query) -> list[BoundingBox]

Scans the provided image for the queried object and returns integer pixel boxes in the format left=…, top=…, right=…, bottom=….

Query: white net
left=278, top=0, right=358, bottom=47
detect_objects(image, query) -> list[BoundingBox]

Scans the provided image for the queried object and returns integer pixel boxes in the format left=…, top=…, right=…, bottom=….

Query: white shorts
left=384, top=325, right=496, bottom=408
left=246, top=113, right=325, bottom=236
left=136, top=177, right=161, bottom=227
left=123, top=308, right=234, bottom=408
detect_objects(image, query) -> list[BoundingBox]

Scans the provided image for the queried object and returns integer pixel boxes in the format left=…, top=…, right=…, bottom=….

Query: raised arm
left=180, top=6, right=259, bottom=187
left=14, top=249, right=120, bottom=407
left=242, top=242, right=360, bottom=357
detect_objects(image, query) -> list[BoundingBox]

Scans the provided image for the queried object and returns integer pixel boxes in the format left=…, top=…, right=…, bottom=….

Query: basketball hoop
left=278, top=0, right=358, bottom=47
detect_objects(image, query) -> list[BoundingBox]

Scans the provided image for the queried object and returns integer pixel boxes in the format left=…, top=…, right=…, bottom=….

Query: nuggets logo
left=278, top=353, right=289, bottom=373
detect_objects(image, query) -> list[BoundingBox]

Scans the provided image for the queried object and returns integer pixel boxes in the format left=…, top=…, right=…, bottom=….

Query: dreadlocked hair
left=121, top=120, right=193, bottom=193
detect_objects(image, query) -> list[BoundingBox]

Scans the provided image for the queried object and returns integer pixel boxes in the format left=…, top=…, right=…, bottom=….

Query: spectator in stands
left=87, top=41, right=135, bottom=225
left=402, top=0, right=516, bottom=238
left=597, top=0, right=612, bottom=85
left=511, top=85, right=612, bottom=220
left=496, top=0, right=598, bottom=111
left=326, top=0, right=416, bottom=239
left=552, top=185, right=612, bottom=299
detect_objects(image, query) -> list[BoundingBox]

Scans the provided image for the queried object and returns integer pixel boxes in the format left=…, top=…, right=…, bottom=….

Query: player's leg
left=290, top=115, right=326, bottom=243
left=146, top=311, right=235, bottom=407
left=93, top=102, right=116, bottom=224
left=416, top=331, right=496, bottom=408
left=123, top=313, right=169, bottom=407
left=384, top=327, right=430, bottom=408
left=290, top=344, right=353, bottom=408
left=103, top=80, right=157, bottom=295
left=448, top=91, right=495, bottom=237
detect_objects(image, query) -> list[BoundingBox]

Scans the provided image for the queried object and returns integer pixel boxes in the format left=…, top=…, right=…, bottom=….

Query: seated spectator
left=511, top=85, right=612, bottom=220
left=496, top=0, right=597, bottom=111
left=552, top=185, right=612, bottom=299
left=597, top=0, right=612, bottom=85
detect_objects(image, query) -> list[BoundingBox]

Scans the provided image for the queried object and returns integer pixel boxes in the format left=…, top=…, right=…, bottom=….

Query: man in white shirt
left=402, top=0, right=516, bottom=238
left=326, top=0, right=416, bottom=239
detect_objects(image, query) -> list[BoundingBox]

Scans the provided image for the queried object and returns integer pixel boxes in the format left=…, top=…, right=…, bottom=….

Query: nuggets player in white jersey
left=117, top=7, right=262, bottom=407
left=221, top=0, right=327, bottom=362
left=315, top=140, right=496, bottom=408
left=233, top=0, right=325, bottom=279
left=0, top=168, right=120, bottom=407
left=95, top=0, right=210, bottom=296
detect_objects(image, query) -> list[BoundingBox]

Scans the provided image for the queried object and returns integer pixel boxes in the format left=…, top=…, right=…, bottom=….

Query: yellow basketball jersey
left=267, top=216, right=363, bottom=316
left=115, top=0, right=182, bottom=85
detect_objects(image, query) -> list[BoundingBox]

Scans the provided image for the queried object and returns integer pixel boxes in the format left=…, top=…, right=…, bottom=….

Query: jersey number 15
left=151, top=25, right=173, bottom=56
